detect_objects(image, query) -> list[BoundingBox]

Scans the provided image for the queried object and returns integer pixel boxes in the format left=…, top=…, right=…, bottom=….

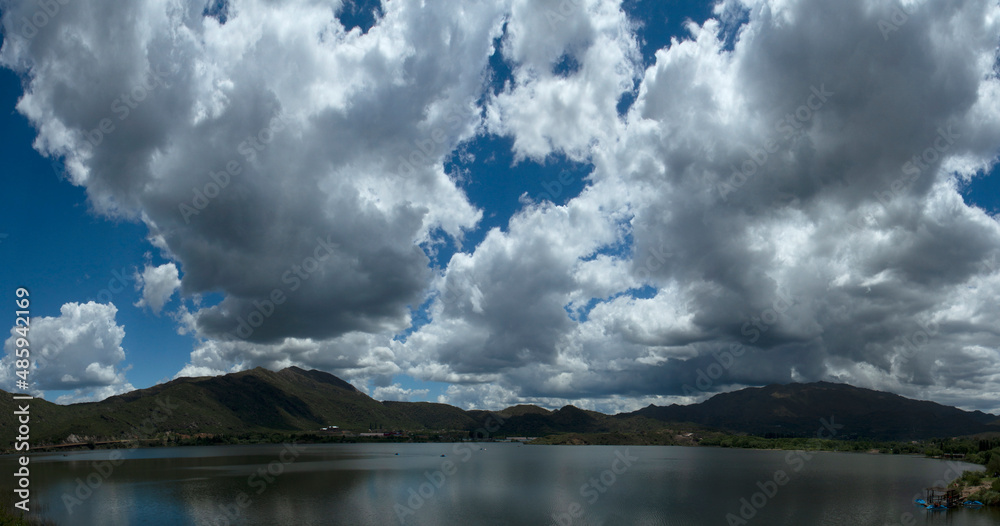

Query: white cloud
left=1, top=0, right=504, bottom=344
left=175, top=332, right=400, bottom=387
left=403, top=0, right=1000, bottom=412
left=486, top=0, right=641, bottom=161
left=1, top=302, right=134, bottom=403
left=135, top=262, right=181, bottom=315
left=4, top=0, right=1000, bottom=413
left=436, top=383, right=522, bottom=410
left=373, top=383, right=430, bottom=402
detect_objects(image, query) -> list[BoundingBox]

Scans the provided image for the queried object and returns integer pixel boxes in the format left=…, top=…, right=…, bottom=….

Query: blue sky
left=0, top=67, right=192, bottom=391
left=2, top=0, right=999, bottom=413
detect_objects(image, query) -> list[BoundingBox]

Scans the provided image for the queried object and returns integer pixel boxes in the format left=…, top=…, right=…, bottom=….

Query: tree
left=987, top=452, right=1000, bottom=477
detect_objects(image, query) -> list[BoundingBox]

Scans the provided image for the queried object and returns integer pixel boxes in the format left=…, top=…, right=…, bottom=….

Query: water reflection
left=1, top=444, right=997, bottom=526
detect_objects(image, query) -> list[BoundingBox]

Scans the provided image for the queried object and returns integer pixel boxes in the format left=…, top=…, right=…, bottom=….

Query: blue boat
left=963, top=500, right=984, bottom=508
left=914, top=499, right=927, bottom=506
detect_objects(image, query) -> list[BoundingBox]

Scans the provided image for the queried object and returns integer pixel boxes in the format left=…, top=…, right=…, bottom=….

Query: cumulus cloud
left=374, top=383, right=430, bottom=402
left=485, top=0, right=641, bottom=161
left=591, top=0, right=1000, bottom=408
left=1, top=302, right=134, bottom=403
left=4, top=0, right=1000, bottom=413
left=436, top=382, right=522, bottom=410
left=406, top=0, right=1000, bottom=412
left=135, top=262, right=181, bottom=315
left=1, top=0, right=501, bottom=344
left=175, top=332, right=400, bottom=386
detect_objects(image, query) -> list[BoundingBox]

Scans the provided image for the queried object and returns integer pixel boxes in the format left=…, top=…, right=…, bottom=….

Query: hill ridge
left=1, top=370, right=996, bottom=446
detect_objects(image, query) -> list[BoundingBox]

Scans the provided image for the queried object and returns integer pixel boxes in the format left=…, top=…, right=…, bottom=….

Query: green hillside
left=0, top=367, right=419, bottom=448
left=2, top=369, right=996, bottom=452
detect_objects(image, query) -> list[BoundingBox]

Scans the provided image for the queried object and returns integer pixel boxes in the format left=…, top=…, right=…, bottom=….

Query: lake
left=4, top=443, right=998, bottom=525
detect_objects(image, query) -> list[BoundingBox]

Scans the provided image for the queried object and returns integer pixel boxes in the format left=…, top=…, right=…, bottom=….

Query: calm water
left=3, top=443, right=998, bottom=525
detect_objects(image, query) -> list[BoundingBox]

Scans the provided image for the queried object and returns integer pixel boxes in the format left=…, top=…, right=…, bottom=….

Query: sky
left=1, top=0, right=999, bottom=414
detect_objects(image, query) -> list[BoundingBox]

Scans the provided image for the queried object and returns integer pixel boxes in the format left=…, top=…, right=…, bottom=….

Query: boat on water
left=919, top=487, right=963, bottom=510
left=915, top=489, right=986, bottom=511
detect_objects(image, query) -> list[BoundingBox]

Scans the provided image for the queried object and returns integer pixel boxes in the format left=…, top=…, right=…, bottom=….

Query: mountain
left=496, top=404, right=552, bottom=418
left=381, top=401, right=479, bottom=430
left=2, top=369, right=997, bottom=449
left=470, top=405, right=616, bottom=436
left=627, top=382, right=999, bottom=440
left=0, top=367, right=419, bottom=446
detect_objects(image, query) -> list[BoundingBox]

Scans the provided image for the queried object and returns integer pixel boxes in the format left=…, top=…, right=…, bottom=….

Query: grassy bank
left=951, top=448, right=1000, bottom=505
left=950, top=471, right=1000, bottom=505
